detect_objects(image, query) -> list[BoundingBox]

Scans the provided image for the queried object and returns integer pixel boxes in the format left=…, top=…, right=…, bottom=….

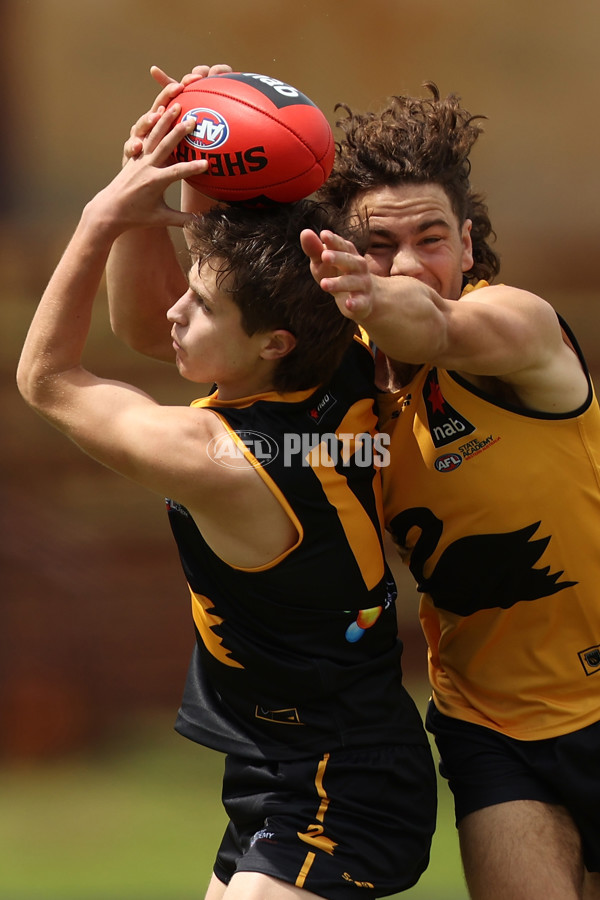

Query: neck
left=375, top=351, right=421, bottom=391
left=215, top=371, right=279, bottom=402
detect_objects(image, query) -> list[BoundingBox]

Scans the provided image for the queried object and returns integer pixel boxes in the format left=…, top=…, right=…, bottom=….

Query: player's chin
left=173, top=351, right=188, bottom=375
left=175, top=356, right=211, bottom=385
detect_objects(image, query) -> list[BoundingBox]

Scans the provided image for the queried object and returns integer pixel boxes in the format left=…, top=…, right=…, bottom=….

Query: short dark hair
left=318, top=82, right=500, bottom=284
left=186, top=201, right=362, bottom=392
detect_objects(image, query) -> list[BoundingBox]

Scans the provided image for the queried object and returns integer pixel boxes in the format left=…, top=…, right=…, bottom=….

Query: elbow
left=110, top=313, right=141, bottom=351
left=16, top=355, right=64, bottom=420
left=110, top=311, right=175, bottom=363
left=16, top=357, right=34, bottom=407
left=16, top=363, right=48, bottom=414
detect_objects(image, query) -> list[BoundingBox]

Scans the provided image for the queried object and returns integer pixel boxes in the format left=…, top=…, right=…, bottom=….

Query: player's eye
left=366, top=241, right=394, bottom=252
left=191, top=290, right=211, bottom=312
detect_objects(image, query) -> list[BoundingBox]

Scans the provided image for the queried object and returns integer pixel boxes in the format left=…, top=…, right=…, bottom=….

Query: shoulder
left=461, top=282, right=555, bottom=316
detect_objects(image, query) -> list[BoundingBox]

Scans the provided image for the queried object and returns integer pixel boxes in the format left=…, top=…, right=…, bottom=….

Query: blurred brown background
left=2, top=0, right=600, bottom=762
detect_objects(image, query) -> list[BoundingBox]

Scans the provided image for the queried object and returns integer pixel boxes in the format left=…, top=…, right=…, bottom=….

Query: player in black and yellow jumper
left=304, top=84, right=600, bottom=900
left=17, top=108, right=435, bottom=900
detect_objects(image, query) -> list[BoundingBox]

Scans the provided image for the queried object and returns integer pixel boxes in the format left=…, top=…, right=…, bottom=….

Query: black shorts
left=213, top=743, right=437, bottom=900
left=427, top=701, right=600, bottom=873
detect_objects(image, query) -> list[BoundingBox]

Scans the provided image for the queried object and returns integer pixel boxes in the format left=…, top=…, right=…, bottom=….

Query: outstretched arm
left=17, top=111, right=213, bottom=499
left=106, top=63, right=232, bottom=361
left=301, top=229, right=589, bottom=413
left=300, top=227, right=450, bottom=361
left=18, top=109, right=302, bottom=567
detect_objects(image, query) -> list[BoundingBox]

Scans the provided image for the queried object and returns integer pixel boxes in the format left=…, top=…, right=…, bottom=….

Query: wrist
left=79, top=193, right=129, bottom=246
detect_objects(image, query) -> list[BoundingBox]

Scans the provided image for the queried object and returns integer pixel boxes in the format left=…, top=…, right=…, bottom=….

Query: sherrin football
left=167, top=72, right=335, bottom=204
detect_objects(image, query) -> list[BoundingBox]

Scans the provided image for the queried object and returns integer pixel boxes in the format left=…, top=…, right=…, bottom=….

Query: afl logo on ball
left=183, top=108, right=230, bottom=150
left=434, top=452, right=463, bottom=473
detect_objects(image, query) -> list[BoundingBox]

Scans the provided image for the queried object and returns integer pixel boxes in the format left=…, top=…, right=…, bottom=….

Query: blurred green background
left=2, top=0, right=600, bottom=897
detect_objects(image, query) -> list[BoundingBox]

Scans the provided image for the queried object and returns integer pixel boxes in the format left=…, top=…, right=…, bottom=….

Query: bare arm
left=17, top=113, right=215, bottom=500
left=301, top=228, right=589, bottom=413
left=106, top=64, right=232, bottom=361
left=18, top=111, right=298, bottom=567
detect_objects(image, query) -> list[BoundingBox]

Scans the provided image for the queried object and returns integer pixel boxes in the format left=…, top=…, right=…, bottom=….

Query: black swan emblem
left=390, top=507, right=577, bottom=616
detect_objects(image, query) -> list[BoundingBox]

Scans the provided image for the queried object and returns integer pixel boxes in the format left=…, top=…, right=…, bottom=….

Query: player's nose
left=390, top=247, right=424, bottom=277
left=167, top=291, right=192, bottom=323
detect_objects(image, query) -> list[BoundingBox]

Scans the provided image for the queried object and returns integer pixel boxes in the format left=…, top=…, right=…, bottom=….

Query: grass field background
left=1, top=711, right=467, bottom=899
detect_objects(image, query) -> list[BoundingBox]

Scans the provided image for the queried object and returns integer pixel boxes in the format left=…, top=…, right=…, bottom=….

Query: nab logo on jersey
left=308, top=391, right=337, bottom=425
left=435, top=452, right=463, bottom=472
left=424, top=368, right=476, bottom=449
left=183, top=108, right=230, bottom=150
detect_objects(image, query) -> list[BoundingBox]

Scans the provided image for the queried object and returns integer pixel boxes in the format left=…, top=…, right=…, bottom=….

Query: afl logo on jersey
left=183, top=108, right=230, bottom=150
left=434, top=452, right=463, bottom=473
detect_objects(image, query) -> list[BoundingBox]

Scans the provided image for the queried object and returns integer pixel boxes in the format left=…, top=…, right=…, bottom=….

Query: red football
left=167, top=72, right=335, bottom=204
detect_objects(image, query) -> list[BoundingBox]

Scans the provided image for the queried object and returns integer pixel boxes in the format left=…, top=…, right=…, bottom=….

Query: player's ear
left=260, top=329, right=296, bottom=361
left=461, top=218, right=474, bottom=272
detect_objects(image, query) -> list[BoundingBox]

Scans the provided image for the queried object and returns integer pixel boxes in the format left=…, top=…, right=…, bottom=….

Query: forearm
left=18, top=105, right=209, bottom=451
left=17, top=207, right=114, bottom=417
left=355, top=276, right=450, bottom=365
left=302, top=229, right=450, bottom=364
left=106, top=226, right=186, bottom=361
left=105, top=183, right=216, bottom=361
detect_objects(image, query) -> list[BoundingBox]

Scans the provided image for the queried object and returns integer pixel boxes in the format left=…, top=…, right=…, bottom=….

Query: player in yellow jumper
left=302, top=84, right=600, bottom=900
left=107, top=66, right=600, bottom=898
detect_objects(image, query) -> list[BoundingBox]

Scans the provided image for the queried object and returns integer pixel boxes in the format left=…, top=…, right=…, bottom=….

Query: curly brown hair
left=186, top=201, right=363, bottom=392
left=318, top=82, right=500, bottom=284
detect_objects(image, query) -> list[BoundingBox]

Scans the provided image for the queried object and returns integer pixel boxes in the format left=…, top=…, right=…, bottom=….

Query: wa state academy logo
left=424, top=368, right=476, bottom=449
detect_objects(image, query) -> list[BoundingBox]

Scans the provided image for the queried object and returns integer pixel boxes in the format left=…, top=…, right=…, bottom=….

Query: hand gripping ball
left=167, top=72, right=335, bottom=204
